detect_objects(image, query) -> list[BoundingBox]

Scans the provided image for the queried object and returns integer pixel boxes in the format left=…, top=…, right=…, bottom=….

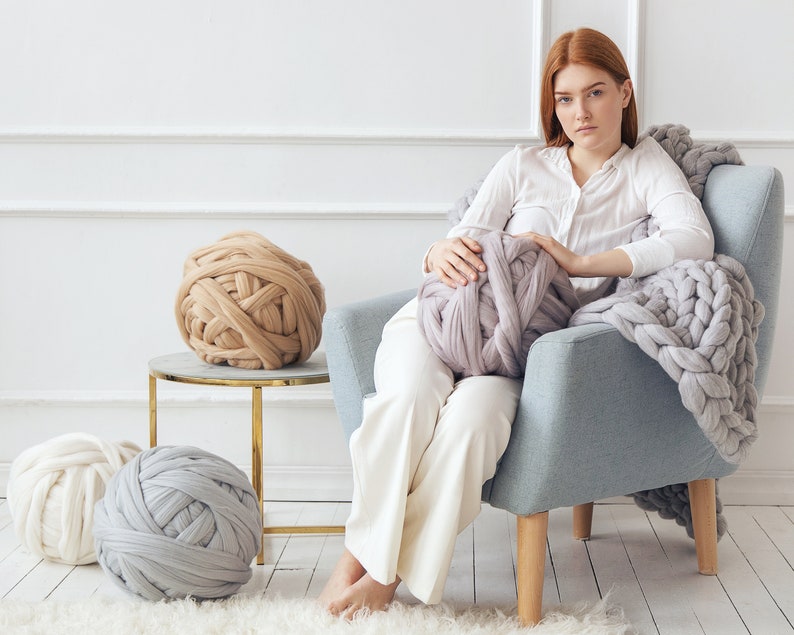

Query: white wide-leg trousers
left=344, top=297, right=521, bottom=604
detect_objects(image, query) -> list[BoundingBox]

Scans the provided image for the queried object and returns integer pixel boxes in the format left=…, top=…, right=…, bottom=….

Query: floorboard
left=1, top=500, right=792, bottom=634
left=721, top=506, right=794, bottom=633
left=471, top=503, right=515, bottom=607
left=546, top=507, right=601, bottom=607
left=609, top=504, right=704, bottom=634
left=647, top=510, right=746, bottom=634
left=587, top=504, right=658, bottom=634
left=444, top=522, right=475, bottom=605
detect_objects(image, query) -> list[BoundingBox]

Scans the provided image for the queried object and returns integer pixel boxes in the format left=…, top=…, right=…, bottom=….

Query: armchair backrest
left=701, top=164, right=785, bottom=394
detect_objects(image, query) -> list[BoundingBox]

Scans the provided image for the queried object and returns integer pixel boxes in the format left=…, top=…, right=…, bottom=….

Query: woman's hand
left=426, top=237, right=486, bottom=288
left=514, top=231, right=633, bottom=278
left=514, top=231, right=584, bottom=276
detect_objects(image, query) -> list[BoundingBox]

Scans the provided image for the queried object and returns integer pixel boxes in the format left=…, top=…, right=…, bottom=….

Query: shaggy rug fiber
left=0, top=594, right=635, bottom=634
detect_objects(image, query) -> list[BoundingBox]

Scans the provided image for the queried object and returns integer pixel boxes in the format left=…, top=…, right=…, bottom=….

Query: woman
left=319, top=27, right=714, bottom=618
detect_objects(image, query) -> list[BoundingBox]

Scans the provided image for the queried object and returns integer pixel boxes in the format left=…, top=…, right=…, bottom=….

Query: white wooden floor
left=1, top=499, right=792, bottom=634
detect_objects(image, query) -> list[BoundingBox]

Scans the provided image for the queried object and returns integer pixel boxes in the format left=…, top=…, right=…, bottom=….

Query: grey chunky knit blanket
left=570, top=253, right=762, bottom=465
left=447, top=124, right=759, bottom=538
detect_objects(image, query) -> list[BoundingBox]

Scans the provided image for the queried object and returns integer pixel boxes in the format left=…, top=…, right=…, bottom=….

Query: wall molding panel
left=626, top=0, right=647, bottom=127
left=693, top=132, right=794, bottom=149
left=0, top=201, right=451, bottom=221
left=2, top=127, right=791, bottom=149
left=2, top=389, right=792, bottom=411
left=0, top=387, right=335, bottom=409
left=0, top=127, right=542, bottom=147
left=1, top=202, right=791, bottom=221
left=529, top=0, right=550, bottom=139
left=1, top=0, right=791, bottom=504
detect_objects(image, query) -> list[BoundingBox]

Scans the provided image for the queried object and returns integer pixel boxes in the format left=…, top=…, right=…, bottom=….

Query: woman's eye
left=589, top=89, right=603, bottom=97
left=557, top=96, right=571, bottom=104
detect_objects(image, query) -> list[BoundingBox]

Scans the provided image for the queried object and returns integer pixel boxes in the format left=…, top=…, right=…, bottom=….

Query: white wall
left=1, top=0, right=792, bottom=503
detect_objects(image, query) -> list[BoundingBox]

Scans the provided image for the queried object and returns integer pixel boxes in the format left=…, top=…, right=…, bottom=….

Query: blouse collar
left=540, top=143, right=631, bottom=174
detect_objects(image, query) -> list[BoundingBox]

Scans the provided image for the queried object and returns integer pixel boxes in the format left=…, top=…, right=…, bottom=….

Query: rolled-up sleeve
left=617, top=141, right=714, bottom=278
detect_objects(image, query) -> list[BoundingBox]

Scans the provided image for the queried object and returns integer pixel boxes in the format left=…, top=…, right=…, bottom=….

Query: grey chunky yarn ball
left=418, top=231, right=580, bottom=378
left=93, top=445, right=261, bottom=601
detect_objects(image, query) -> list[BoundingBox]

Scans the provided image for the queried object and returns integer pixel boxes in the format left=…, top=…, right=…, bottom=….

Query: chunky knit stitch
left=570, top=254, right=762, bottom=465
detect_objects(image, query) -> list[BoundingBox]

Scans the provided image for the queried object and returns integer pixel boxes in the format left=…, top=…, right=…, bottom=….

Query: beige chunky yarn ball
left=175, top=231, right=326, bottom=370
left=6, top=433, right=141, bottom=565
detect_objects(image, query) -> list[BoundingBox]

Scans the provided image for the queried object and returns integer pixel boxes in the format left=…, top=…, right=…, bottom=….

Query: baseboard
left=2, top=463, right=792, bottom=506
left=0, top=463, right=352, bottom=503
left=254, top=465, right=353, bottom=502
left=713, top=470, right=794, bottom=505
left=597, top=470, right=794, bottom=506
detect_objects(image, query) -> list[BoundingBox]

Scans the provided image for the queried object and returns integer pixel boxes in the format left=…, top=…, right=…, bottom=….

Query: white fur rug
left=0, top=594, right=635, bottom=634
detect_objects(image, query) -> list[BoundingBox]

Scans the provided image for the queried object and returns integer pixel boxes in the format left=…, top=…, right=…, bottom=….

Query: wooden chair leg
left=688, top=478, right=718, bottom=575
left=516, top=511, right=549, bottom=626
left=572, top=502, right=594, bottom=540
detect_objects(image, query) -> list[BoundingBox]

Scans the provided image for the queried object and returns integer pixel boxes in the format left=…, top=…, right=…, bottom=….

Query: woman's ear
left=621, top=79, right=633, bottom=108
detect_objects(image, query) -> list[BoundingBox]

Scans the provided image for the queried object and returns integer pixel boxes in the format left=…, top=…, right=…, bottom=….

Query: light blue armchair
left=322, top=164, right=784, bottom=625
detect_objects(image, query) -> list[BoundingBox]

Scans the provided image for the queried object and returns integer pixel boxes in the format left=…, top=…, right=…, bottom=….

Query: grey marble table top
left=148, top=351, right=329, bottom=387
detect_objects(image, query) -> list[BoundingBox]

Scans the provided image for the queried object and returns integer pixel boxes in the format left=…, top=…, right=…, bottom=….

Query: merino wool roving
left=93, top=445, right=262, bottom=601
left=175, top=230, right=326, bottom=370
left=418, top=231, right=580, bottom=378
left=6, top=432, right=142, bottom=565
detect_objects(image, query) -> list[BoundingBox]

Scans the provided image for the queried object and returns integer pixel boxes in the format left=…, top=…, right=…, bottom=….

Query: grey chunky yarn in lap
left=93, top=445, right=261, bottom=601
left=418, top=231, right=579, bottom=378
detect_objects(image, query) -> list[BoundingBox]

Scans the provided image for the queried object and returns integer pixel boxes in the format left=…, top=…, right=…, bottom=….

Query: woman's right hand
left=426, top=237, right=486, bottom=288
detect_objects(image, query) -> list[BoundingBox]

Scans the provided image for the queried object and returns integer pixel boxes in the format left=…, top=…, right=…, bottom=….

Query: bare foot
left=317, top=549, right=366, bottom=609
left=327, top=573, right=401, bottom=620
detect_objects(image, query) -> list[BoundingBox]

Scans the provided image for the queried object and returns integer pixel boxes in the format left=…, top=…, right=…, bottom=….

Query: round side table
left=148, top=350, right=343, bottom=565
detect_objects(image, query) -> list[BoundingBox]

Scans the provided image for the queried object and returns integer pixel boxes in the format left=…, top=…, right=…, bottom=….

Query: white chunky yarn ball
left=7, top=433, right=141, bottom=565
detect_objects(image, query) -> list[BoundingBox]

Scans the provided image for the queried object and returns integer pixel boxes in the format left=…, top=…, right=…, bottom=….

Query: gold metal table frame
left=148, top=351, right=344, bottom=565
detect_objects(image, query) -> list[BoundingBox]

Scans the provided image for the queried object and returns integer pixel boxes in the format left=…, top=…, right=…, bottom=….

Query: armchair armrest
left=323, top=289, right=417, bottom=440
left=488, top=323, right=736, bottom=514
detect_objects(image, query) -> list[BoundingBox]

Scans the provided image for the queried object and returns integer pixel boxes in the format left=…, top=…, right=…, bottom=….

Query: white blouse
left=437, top=136, right=714, bottom=304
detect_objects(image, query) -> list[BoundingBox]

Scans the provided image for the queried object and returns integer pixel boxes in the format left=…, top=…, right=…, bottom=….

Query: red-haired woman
left=319, top=28, right=713, bottom=618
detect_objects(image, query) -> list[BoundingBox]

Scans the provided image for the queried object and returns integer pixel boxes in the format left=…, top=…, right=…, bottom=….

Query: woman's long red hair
left=541, top=28, right=638, bottom=148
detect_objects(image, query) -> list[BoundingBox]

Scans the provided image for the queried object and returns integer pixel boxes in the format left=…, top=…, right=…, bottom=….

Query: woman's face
left=553, top=63, right=632, bottom=159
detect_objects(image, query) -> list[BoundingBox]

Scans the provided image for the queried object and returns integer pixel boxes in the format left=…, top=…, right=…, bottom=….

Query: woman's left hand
left=513, top=231, right=583, bottom=276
